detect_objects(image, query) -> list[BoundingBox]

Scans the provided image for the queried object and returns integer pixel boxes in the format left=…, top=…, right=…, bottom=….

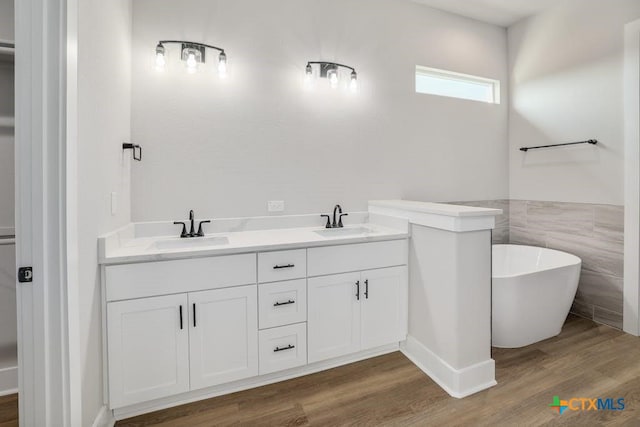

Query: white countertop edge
left=99, top=232, right=409, bottom=266
left=368, top=200, right=503, bottom=217
left=369, top=205, right=497, bottom=232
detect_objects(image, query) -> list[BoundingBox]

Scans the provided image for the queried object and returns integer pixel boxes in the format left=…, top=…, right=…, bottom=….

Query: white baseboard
left=0, top=366, right=18, bottom=397
left=92, top=405, right=115, bottom=427
left=400, top=335, right=496, bottom=398
left=0, top=388, right=17, bottom=397
left=114, top=343, right=399, bottom=421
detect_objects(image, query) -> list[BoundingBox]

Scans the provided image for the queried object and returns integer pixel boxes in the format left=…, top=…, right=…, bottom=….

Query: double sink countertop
left=99, top=214, right=409, bottom=265
left=99, top=201, right=502, bottom=265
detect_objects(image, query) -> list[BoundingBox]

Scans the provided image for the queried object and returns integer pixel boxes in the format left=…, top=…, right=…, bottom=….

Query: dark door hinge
left=18, top=267, right=33, bottom=283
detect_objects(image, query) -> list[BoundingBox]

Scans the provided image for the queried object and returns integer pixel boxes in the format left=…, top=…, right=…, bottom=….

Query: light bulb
left=350, top=71, right=358, bottom=93
left=218, top=51, right=227, bottom=78
left=186, top=52, right=198, bottom=73
left=304, top=63, right=313, bottom=88
left=155, top=44, right=165, bottom=71
left=328, top=69, right=338, bottom=89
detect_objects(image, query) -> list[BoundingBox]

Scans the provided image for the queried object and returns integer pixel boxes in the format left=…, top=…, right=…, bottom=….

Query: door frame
left=15, top=0, right=80, bottom=424
left=624, top=18, right=640, bottom=336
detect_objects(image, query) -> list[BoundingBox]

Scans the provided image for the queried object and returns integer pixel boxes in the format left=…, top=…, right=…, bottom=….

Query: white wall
left=0, top=0, right=14, bottom=41
left=131, top=0, right=509, bottom=221
left=0, top=60, right=13, bottom=232
left=0, top=0, right=13, bottom=233
left=508, top=0, right=640, bottom=205
left=0, top=0, right=15, bottom=383
left=0, top=243, right=15, bottom=352
left=77, top=0, right=132, bottom=424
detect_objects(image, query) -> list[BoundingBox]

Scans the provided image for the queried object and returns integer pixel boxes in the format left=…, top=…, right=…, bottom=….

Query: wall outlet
left=111, top=192, right=118, bottom=216
left=267, top=200, right=285, bottom=212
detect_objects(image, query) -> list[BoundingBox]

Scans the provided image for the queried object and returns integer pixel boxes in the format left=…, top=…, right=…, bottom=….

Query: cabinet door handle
left=355, top=280, right=360, bottom=301
left=364, top=279, right=369, bottom=299
left=273, top=264, right=295, bottom=269
left=274, top=344, right=295, bottom=352
left=193, top=303, right=197, bottom=327
left=179, top=305, right=183, bottom=330
left=273, top=300, right=295, bottom=307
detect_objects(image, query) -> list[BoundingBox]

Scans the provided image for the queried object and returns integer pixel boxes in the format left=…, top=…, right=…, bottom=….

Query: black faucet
left=174, top=210, right=211, bottom=238
left=332, top=204, right=342, bottom=228
left=320, top=205, right=349, bottom=228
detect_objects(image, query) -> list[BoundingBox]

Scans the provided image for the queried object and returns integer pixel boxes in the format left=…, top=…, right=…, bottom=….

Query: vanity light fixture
left=154, top=40, right=228, bottom=77
left=305, top=61, right=358, bottom=92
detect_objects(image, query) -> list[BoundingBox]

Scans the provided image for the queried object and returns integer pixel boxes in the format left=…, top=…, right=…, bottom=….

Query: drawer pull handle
left=356, top=280, right=360, bottom=301
left=364, top=279, right=369, bottom=299
left=274, top=344, right=295, bottom=352
left=273, top=264, right=295, bottom=269
left=179, top=305, right=183, bottom=330
left=274, top=300, right=295, bottom=307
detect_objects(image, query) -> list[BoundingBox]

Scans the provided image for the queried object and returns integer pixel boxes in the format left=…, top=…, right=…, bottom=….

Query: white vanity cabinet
left=307, top=266, right=407, bottom=363
left=306, top=240, right=408, bottom=364
left=107, top=284, right=259, bottom=408
left=103, top=237, right=408, bottom=414
left=104, top=254, right=259, bottom=408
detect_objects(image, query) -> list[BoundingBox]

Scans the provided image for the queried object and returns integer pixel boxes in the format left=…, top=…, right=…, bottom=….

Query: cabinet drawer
left=258, top=279, right=307, bottom=329
left=307, top=240, right=407, bottom=277
left=259, top=323, right=307, bottom=375
left=105, top=253, right=256, bottom=301
left=258, top=249, right=306, bottom=283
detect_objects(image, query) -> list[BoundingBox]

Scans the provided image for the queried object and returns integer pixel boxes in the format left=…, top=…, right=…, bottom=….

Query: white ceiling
left=412, top=0, right=558, bottom=27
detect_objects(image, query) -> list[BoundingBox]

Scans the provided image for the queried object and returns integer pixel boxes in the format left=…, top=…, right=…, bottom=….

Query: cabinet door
left=189, top=285, right=258, bottom=390
left=107, top=294, right=189, bottom=408
left=360, top=266, right=407, bottom=350
left=308, top=272, right=361, bottom=363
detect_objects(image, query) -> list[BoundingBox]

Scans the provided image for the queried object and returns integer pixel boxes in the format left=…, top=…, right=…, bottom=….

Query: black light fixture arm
left=306, top=61, right=355, bottom=73
left=158, top=40, right=225, bottom=54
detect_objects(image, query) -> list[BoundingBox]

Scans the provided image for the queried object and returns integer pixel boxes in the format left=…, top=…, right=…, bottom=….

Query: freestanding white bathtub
left=492, top=244, right=581, bottom=348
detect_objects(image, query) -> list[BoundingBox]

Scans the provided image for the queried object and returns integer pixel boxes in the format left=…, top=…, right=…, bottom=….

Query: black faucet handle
left=173, top=221, right=188, bottom=238
left=197, top=220, right=211, bottom=237
left=320, top=214, right=332, bottom=228
left=189, top=210, right=195, bottom=220
left=338, top=213, right=349, bottom=228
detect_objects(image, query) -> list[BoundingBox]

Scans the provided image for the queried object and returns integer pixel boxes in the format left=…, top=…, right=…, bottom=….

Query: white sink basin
left=150, top=236, right=229, bottom=250
left=314, top=226, right=373, bottom=238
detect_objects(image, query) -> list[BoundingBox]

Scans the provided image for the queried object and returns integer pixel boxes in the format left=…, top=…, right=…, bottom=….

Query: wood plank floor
left=1, top=315, right=636, bottom=426
left=0, top=393, right=18, bottom=427
left=117, top=315, right=640, bottom=426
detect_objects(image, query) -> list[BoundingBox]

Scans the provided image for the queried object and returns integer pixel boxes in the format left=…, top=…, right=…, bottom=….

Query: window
left=415, top=66, right=500, bottom=104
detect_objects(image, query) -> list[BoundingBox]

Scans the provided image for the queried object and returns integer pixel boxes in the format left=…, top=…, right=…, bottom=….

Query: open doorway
left=0, top=0, right=17, bottom=420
